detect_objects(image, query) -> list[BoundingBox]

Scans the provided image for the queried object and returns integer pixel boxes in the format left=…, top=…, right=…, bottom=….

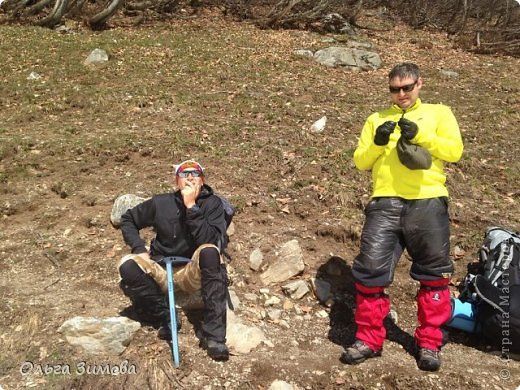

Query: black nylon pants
left=352, top=197, right=454, bottom=287
left=200, top=263, right=229, bottom=343
left=119, top=259, right=169, bottom=325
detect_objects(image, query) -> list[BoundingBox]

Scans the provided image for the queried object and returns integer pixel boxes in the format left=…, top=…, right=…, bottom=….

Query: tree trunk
left=23, top=0, right=54, bottom=16
left=36, top=0, right=69, bottom=27
left=89, top=0, right=124, bottom=29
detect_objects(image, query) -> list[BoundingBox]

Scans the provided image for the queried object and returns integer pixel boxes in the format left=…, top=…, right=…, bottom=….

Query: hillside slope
left=0, top=14, right=519, bottom=390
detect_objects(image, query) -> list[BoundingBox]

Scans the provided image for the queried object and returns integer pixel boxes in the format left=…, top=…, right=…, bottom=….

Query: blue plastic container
left=446, top=298, right=479, bottom=333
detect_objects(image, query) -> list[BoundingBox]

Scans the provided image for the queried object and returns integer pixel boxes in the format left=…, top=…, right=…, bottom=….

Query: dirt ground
left=0, top=9, right=519, bottom=390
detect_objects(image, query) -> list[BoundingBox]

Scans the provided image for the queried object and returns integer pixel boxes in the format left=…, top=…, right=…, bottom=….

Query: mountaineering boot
left=340, top=340, right=382, bottom=365
left=350, top=283, right=390, bottom=356
left=199, top=337, right=230, bottom=361
left=157, top=309, right=182, bottom=340
left=200, top=264, right=229, bottom=361
left=416, top=347, right=441, bottom=371
left=119, top=259, right=170, bottom=328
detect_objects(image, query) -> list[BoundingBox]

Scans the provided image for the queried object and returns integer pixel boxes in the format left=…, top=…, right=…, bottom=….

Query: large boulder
left=313, top=47, right=381, bottom=70
left=260, top=240, right=305, bottom=285
left=110, top=194, right=148, bottom=227
left=58, top=316, right=140, bottom=355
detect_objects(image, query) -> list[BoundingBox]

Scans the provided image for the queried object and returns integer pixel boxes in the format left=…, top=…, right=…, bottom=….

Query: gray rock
left=110, top=194, right=148, bottom=227
left=267, top=309, right=282, bottom=321
left=58, top=316, right=140, bottom=355
left=316, top=309, right=328, bottom=318
left=229, top=288, right=241, bottom=310
left=244, top=293, right=258, bottom=302
left=226, top=310, right=267, bottom=354
left=260, top=240, right=305, bottom=285
left=311, top=278, right=332, bottom=303
left=55, top=25, right=74, bottom=34
left=309, top=115, right=327, bottom=133
left=249, top=248, right=264, bottom=271
left=227, top=220, right=235, bottom=236
left=279, top=319, right=290, bottom=329
left=84, top=48, right=109, bottom=65
left=264, top=295, right=281, bottom=307
left=440, top=69, right=459, bottom=78
left=282, top=280, right=310, bottom=300
left=313, top=47, right=381, bottom=70
left=294, top=49, right=315, bottom=58
left=269, top=380, right=294, bottom=390
left=27, top=72, right=41, bottom=80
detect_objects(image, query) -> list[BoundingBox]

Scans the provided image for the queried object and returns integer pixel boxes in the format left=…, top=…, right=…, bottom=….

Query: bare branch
left=23, top=0, right=54, bottom=16
left=36, top=0, right=69, bottom=27
left=88, top=0, right=124, bottom=28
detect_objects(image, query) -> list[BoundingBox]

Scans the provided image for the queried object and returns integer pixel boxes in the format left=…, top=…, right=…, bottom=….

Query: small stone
left=244, top=293, right=258, bottom=301
left=27, top=71, right=41, bottom=80
left=265, top=296, right=281, bottom=306
left=84, top=48, right=109, bottom=65
left=249, top=248, right=264, bottom=271
left=282, top=299, right=294, bottom=311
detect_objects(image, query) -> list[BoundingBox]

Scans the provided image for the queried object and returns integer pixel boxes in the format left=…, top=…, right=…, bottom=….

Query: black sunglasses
left=389, top=81, right=417, bottom=94
left=177, top=170, right=203, bottom=178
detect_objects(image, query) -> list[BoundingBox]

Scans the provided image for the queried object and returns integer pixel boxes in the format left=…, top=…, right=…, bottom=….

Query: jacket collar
left=391, top=98, right=422, bottom=114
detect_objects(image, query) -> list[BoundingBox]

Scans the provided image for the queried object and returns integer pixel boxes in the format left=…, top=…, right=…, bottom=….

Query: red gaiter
left=415, top=278, right=451, bottom=350
left=354, top=283, right=390, bottom=351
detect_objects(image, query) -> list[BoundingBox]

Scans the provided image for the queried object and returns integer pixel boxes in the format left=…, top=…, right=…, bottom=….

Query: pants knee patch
left=199, top=247, right=221, bottom=269
left=119, top=259, right=144, bottom=284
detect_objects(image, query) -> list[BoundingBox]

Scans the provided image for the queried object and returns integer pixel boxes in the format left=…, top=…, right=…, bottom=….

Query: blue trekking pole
left=163, top=256, right=191, bottom=368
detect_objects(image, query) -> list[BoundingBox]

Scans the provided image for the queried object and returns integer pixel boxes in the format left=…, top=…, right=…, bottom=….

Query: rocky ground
left=0, top=8, right=519, bottom=390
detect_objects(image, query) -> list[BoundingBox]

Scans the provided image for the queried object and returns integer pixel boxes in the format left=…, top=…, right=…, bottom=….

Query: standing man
left=118, top=159, right=230, bottom=361
left=342, top=63, right=463, bottom=371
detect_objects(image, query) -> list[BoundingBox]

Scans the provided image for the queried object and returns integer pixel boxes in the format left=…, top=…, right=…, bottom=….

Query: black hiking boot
left=157, top=310, right=182, bottom=340
left=340, top=340, right=382, bottom=365
left=199, top=337, right=229, bottom=361
left=416, top=347, right=441, bottom=371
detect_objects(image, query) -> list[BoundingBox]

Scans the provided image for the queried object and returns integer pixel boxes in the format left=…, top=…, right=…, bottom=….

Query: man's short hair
left=388, top=63, right=421, bottom=81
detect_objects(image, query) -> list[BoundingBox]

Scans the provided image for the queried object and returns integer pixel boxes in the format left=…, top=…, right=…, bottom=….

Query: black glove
left=398, top=118, right=418, bottom=140
left=374, top=121, right=396, bottom=146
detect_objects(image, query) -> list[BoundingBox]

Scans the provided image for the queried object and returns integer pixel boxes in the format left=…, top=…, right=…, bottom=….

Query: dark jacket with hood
left=120, top=184, right=226, bottom=260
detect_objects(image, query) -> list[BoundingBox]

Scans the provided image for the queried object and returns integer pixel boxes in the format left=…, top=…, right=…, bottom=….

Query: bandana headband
left=174, top=160, right=205, bottom=176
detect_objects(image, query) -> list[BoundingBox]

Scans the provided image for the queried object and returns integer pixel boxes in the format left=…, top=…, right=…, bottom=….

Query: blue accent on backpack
left=447, top=298, right=479, bottom=333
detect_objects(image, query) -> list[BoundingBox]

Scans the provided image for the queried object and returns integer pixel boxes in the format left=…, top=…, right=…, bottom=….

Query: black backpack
left=460, top=227, right=520, bottom=354
left=216, top=194, right=235, bottom=258
left=218, top=195, right=235, bottom=231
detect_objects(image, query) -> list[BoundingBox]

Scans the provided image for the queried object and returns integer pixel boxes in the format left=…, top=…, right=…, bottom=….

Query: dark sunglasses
left=177, top=170, right=203, bottom=178
left=389, top=81, right=417, bottom=94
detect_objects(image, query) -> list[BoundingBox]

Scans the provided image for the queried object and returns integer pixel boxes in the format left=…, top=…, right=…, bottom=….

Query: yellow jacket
left=353, top=98, right=463, bottom=199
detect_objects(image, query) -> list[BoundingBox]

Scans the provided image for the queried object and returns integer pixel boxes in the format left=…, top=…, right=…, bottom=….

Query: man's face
left=175, top=169, right=204, bottom=189
left=389, top=76, right=422, bottom=109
